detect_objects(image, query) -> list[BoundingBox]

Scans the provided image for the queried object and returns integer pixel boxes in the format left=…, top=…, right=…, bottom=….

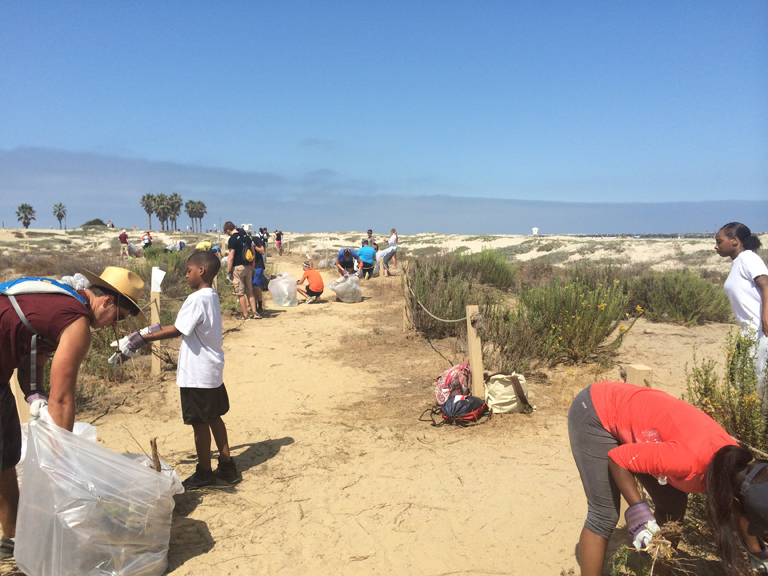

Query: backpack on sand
left=484, top=372, right=534, bottom=414
left=419, top=394, right=490, bottom=427
left=434, top=362, right=471, bottom=406
left=0, top=277, right=88, bottom=393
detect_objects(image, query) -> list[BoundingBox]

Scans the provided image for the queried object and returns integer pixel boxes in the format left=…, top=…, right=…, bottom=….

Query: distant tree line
left=140, top=193, right=208, bottom=232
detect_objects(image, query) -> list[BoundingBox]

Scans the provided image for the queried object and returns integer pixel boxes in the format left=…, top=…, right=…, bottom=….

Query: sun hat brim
left=80, top=267, right=147, bottom=322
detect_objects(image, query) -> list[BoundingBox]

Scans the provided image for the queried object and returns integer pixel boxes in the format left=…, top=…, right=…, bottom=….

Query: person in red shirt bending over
left=296, top=261, right=324, bottom=304
left=569, top=382, right=768, bottom=576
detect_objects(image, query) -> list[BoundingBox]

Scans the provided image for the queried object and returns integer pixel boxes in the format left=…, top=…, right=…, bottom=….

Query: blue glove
left=625, top=502, right=660, bottom=550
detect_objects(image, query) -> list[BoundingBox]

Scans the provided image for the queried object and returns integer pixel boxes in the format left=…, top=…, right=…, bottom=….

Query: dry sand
left=0, top=227, right=745, bottom=575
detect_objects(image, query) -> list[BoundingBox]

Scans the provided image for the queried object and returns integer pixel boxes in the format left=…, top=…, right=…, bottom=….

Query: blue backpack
left=0, top=277, right=87, bottom=393
left=420, top=394, right=490, bottom=427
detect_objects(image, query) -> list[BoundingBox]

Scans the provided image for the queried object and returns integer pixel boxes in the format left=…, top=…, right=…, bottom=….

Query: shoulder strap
left=510, top=375, right=533, bottom=414
left=0, top=277, right=87, bottom=393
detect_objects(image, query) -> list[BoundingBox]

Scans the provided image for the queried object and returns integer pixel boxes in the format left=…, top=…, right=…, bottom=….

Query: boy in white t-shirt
left=114, top=251, right=240, bottom=489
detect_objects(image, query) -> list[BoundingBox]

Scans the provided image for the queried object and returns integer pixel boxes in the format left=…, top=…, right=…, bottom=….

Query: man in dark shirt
left=224, top=221, right=258, bottom=320
left=0, top=267, right=144, bottom=560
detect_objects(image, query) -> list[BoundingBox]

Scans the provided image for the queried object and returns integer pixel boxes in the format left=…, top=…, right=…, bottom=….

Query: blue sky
left=1, top=1, right=766, bottom=233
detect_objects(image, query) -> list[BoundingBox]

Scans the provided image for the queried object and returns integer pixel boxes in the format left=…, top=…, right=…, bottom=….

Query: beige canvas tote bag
left=484, top=372, right=534, bottom=414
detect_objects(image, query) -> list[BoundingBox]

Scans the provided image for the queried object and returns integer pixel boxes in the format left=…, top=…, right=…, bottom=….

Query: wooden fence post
left=150, top=292, right=161, bottom=376
left=465, top=304, right=484, bottom=398
left=402, top=261, right=411, bottom=333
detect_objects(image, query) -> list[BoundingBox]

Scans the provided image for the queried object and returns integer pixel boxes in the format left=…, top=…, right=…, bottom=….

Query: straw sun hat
left=80, top=267, right=146, bottom=322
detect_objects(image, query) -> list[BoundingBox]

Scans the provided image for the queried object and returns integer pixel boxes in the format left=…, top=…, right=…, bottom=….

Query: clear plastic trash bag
left=328, top=274, right=362, bottom=303
left=16, top=416, right=183, bottom=576
left=268, top=273, right=299, bottom=306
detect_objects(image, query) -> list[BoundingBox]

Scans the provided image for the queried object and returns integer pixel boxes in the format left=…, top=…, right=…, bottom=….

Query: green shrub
left=80, top=219, right=107, bottom=227
left=405, top=255, right=503, bottom=339
left=684, top=329, right=766, bottom=452
left=518, top=277, right=637, bottom=365
left=629, top=269, right=731, bottom=325
left=480, top=303, right=538, bottom=374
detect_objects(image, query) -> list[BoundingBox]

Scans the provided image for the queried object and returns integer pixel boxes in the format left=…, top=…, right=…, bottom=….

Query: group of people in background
left=335, top=228, right=399, bottom=279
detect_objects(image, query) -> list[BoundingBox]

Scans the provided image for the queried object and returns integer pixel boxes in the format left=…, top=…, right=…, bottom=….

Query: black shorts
left=0, top=382, right=22, bottom=471
left=306, top=287, right=323, bottom=297
left=340, top=260, right=355, bottom=270
left=180, top=384, right=230, bottom=425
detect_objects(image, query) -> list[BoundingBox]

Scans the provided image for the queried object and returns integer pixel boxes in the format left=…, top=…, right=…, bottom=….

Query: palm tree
left=52, top=203, right=67, bottom=230
left=16, top=204, right=36, bottom=229
left=184, top=200, right=197, bottom=233
left=154, top=193, right=170, bottom=231
left=196, top=201, right=207, bottom=232
left=140, top=193, right=156, bottom=231
left=168, top=193, right=183, bottom=231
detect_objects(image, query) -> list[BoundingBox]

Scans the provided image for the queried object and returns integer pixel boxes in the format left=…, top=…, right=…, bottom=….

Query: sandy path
left=64, top=262, right=733, bottom=575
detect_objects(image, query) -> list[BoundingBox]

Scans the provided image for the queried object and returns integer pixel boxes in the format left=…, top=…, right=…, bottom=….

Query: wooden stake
left=150, top=291, right=161, bottom=376
left=465, top=304, right=485, bottom=398
left=150, top=437, right=161, bottom=472
left=402, top=261, right=411, bottom=333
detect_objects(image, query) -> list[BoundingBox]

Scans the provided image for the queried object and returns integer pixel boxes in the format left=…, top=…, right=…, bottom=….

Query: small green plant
left=684, top=328, right=767, bottom=452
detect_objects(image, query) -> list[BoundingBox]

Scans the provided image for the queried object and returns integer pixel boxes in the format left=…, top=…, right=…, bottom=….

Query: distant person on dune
left=275, top=230, right=283, bottom=256
left=714, top=222, right=768, bottom=405
left=388, top=228, right=398, bottom=268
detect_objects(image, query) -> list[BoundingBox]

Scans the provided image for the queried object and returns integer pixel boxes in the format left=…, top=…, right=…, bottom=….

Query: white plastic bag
left=328, top=274, right=362, bottom=303
left=268, top=273, right=299, bottom=306
left=16, top=417, right=183, bottom=576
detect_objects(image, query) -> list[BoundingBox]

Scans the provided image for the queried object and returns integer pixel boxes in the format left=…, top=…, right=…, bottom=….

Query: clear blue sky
left=1, top=1, right=766, bottom=233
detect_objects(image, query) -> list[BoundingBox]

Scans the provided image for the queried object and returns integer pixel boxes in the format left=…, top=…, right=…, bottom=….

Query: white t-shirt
left=388, top=234, right=397, bottom=249
left=724, top=250, right=768, bottom=338
left=175, top=287, right=225, bottom=388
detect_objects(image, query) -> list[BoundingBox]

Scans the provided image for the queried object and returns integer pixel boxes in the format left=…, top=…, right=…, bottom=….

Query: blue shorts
left=252, top=268, right=265, bottom=289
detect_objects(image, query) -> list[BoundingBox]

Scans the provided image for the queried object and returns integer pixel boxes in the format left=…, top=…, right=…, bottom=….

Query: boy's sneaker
left=182, top=465, right=217, bottom=490
left=305, top=296, right=315, bottom=304
left=0, top=536, right=14, bottom=560
left=214, top=457, right=242, bottom=484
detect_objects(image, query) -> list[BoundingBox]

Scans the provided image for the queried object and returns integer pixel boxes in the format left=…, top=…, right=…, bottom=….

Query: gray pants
left=567, top=386, right=688, bottom=539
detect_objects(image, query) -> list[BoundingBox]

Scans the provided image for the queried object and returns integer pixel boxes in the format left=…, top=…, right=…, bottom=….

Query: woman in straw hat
left=0, top=266, right=144, bottom=560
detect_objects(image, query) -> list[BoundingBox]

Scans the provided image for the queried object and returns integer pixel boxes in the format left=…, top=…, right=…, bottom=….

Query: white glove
left=109, top=323, right=161, bottom=365
left=29, top=398, right=50, bottom=422
left=227, top=272, right=233, bottom=282
left=632, top=519, right=660, bottom=550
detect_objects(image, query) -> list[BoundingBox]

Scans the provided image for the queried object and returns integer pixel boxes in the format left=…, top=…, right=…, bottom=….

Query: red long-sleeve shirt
left=591, top=381, right=737, bottom=493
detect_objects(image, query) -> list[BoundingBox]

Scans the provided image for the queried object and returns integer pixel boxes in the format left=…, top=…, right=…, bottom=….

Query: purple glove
left=625, top=502, right=659, bottom=549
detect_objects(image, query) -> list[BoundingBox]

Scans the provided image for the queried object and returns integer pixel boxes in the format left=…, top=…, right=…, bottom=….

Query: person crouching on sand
left=569, top=381, right=768, bottom=576
left=296, top=261, right=324, bottom=304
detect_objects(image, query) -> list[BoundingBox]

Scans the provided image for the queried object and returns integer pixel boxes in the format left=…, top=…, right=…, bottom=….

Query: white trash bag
left=16, top=415, right=183, bottom=576
left=268, top=273, right=299, bottom=306
left=328, top=274, right=362, bottom=303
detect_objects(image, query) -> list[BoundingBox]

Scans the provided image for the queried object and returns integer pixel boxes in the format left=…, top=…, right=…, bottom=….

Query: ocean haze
left=1, top=147, right=765, bottom=235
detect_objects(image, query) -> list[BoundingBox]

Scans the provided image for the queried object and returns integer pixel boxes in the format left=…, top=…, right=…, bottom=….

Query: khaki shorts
left=232, top=265, right=254, bottom=297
